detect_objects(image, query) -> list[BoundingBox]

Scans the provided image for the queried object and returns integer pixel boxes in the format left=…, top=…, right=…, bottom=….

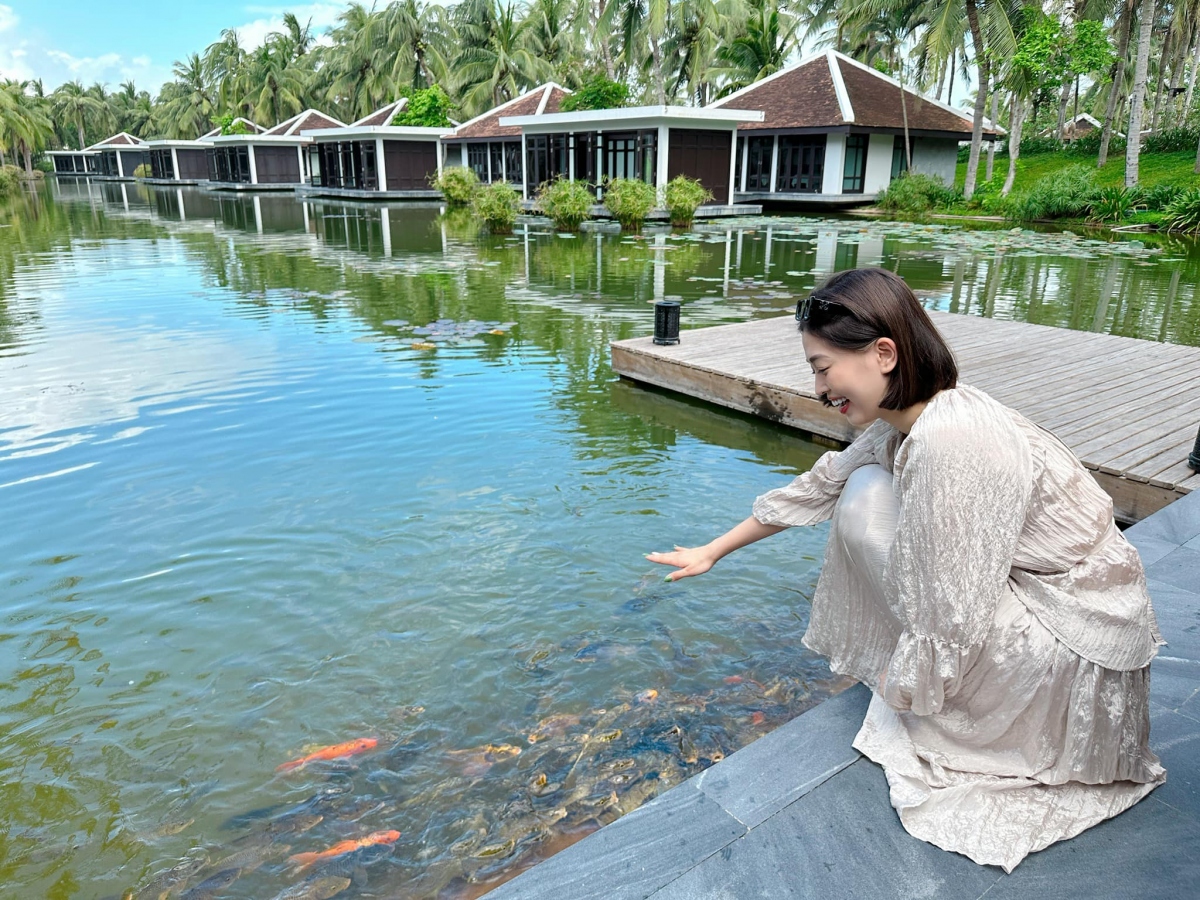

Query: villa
left=203, top=109, right=345, bottom=190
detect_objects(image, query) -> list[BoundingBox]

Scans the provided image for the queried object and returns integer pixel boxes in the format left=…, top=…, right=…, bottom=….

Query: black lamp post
left=1189, top=425, right=1200, bottom=472
left=653, top=300, right=681, bottom=345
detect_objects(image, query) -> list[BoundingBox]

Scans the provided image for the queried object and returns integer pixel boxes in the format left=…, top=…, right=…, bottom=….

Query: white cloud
left=233, top=2, right=346, bottom=51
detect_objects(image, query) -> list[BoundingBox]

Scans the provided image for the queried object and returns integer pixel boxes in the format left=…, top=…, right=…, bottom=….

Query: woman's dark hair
left=799, top=267, right=957, bottom=410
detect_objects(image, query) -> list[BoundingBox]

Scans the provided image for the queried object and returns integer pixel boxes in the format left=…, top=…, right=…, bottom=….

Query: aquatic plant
left=1088, top=186, right=1143, bottom=224
left=133, top=163, right=151, bottom=178
left=602, top=177, right=657, bottom=232
left=663, top=175, right=712, bottom=228
left=472, top=181, right=521, bottom=234
left=432, top=166, right=479, bottom=207
left=1162, top=188, right=1200, bottom=232
left=1141, top=182, right=1186, bottom=212
left=876, top=173, right=960, bottom=214
left=536, top=178, right=594, bottom=232
left=1008, top=165, right=1098, bottom=221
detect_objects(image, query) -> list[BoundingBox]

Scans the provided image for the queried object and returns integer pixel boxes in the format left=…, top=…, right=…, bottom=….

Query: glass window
left=843, top=134, right=868, bottom=193
left=467, top=143, right=488, bottom=181
left=745, top=136, right=773, bottom=191
left=504, top=141, right=523, bottom=184
left=776, top=136, right=825, bottom=193
left=891, top=135, right=910, bottom=180
left=489, top=143, right=504, bottom=183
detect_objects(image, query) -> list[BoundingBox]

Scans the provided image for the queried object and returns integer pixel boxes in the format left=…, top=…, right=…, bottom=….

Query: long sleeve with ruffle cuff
left=880, top=390, right=1034, bottom=716
left=752, top=420, right=895, bottom=528
left=882, top=632, right=981, bottom=716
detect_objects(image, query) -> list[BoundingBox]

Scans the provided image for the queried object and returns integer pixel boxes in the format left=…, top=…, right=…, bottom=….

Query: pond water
left=3, top=181, right=1198, bottom=900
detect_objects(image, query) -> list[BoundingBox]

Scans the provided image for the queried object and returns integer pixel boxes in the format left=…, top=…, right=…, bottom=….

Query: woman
left=647, top=267, right=1164, bottom=872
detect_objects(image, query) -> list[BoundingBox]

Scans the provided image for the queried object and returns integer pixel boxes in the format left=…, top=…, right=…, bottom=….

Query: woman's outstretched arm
left=647, top=516, right=787, bottom=582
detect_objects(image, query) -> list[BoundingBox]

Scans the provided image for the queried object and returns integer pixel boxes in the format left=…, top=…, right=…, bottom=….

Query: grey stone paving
left=487, top=486, right=1200, bottom=900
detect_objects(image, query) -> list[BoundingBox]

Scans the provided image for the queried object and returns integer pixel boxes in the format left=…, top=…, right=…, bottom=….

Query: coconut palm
left=0, top=81, right=54, bottom=175
left=454, top=0, right=550, bottom=117
left=711, top=0, right=801, bottom=97
left=51, top=80, right=108, bottom=149
left=157, top=54, right=216, bottom=139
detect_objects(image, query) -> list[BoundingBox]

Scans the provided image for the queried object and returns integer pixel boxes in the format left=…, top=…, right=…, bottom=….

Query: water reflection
left=0, top=181, right=1197, bottom=899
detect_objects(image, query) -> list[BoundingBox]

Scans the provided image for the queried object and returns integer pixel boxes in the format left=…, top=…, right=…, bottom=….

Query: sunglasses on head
left=795, top=293, right=845, bottom=323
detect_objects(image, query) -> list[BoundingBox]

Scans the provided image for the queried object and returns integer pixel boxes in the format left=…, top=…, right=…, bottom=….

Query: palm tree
left=242, top=38, right=311, bottom=125
left=1126, top=0, right=1157, bottom=186
left=712, top=0, right=801, bottom=97
left=158, top=54, right=216, bottom=138
left=0, top=81, right=54, bottom=175
left=454, top=1, right=550, bottom=117
left=51, top=80, right=107, bottom=149
left=322, top=3, right=395, bottom=121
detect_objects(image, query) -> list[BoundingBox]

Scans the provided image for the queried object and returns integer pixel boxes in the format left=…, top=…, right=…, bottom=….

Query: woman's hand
left=646, top=545, right=717, bottom=582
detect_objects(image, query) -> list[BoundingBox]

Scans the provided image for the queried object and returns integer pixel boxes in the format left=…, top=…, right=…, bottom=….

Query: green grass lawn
left=955, top=148, right=1200, bottom=194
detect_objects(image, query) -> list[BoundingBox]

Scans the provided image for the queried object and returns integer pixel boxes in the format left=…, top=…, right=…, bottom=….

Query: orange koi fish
left=276, top=737, right=378, bottom=773
left=287, top=830, right=401, bottom=871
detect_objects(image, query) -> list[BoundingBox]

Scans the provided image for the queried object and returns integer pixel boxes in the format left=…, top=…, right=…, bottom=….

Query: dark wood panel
left=253, top=145, right=302, bottom=184
left=385, top=140, right=438, bottom=191
left=666, top=129, right=732, bottom=204
left=175, top=149, right=209, bottom=181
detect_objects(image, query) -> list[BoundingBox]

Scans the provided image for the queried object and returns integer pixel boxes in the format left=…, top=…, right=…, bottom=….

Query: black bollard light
left=653, top=300, right=681, bottom=346
left=1189, top=424, right=1200, bottom=472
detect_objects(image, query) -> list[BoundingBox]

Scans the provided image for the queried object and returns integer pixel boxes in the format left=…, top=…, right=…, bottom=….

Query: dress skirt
left=813, top=465, right=1165, bottom=873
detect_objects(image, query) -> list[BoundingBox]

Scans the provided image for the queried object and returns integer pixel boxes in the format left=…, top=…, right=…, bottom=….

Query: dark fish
left=213, top=839, right=289, bottom=872
left=179, top=868, right=240, bottom=900
left=129, top=855, right=207, bottom=900
left=271, top=876, right=352, bottom=900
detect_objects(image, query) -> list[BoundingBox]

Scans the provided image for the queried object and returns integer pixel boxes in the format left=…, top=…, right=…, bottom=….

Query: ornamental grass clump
left=663, top=175, right=712, bottom=228
left=876, top=173, right=959, bottom=214
left=1009, top=165, right=1098, bottom=221
left=472, top=180, right=521, bottom=234
left=603, top=177, right=657, bottom=231
left=432, top=166, right=480, bottom=207
left=1162, top=188, right=1200, bottom=232
left=1088, top=186, right=1143, bottom=224
left=1142, top=182, right=1186, bottom=212
left=536, top=178, right=594, bottom=231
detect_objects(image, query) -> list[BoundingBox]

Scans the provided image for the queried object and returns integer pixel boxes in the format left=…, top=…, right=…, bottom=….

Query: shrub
left=1142, top=182, right=1186, bottom=211
left=133, top=163, right=151, bottom=178
left=0, top=165, right=19, bottom=197
left=1069, top=129, right=1125, bottom=156
left=602, top=177, right=657, bottom=231
left=472, top=180, right=521, bottom=234
left=1018, top=135, right=1064, bottom=156
left=34, top=156, right=53, bottom=173
left=1088, top=186, right=1142, bottom=223
left=1144, top=126, right=1200, bottom=154
left=663, top=175, right=712, bottom=227
left=1162, top=188, right=1200, bottom=232
left=393, top=86, right=454, bottom=127
left=876, top=173, right=960, bottom=213
left=536, top=178, right=594, bottom=231
left=559, top=76, right=629, bottom=112
left=432, top=166, right=480, bottom=206
left=1008, top=165, right=1098, bottom=220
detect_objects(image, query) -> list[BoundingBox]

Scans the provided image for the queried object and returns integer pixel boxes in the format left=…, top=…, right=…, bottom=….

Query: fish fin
left=287, top=851, right=319, bottom=869
left=275, top=759, right=304, bottom=773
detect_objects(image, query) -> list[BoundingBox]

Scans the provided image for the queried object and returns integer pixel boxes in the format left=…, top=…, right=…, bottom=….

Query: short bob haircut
left=799, top=267, right=957, bottom=410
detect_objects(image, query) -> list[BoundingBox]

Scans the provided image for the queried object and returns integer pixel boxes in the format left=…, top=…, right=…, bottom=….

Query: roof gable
left=452, top=83, right=571, bottom=139
left=87, top=132, right=148, bottom=149
left=352, top=99, right=408, bottom=128
left=712, top=50, right=998, bottom=136
left=264, top=109, right=345, bottom=136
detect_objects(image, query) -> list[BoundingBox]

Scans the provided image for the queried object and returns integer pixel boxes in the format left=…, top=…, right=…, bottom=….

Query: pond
left=2, top=181, right=1198, bottom=900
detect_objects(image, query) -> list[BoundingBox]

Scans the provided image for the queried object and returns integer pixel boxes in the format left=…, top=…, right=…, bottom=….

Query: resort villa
left=203, top=109, right=345, bottom=189
left=142, top=118, right=264, bottom=184
left=299, top=99, right=453, bottom=199
left=711, top=50, right=1000, bottom=204
left=442, top=83, right=572, bottom=186
left=47, top=132, right=149, bottom=179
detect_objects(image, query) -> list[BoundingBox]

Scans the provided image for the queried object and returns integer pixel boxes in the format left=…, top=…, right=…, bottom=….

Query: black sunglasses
left=795, top=293, right=845, bottom=323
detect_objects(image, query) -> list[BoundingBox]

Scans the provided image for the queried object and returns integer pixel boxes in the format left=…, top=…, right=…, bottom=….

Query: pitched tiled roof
left=353, top=99, right=408, bottom=128
left=452, top=84, right=570, bottom=139
left=713, top=51, right=999, bottom=137
left=265, top=109, right=345, bottom=136
left=88, top=132, right=148, bottom=149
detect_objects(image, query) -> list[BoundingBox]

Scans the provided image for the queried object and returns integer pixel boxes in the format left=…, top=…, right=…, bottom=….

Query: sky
left=0, top=2, right=349, bottom=94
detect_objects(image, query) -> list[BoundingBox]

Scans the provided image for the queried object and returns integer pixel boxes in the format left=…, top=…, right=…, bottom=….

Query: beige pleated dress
left=752, top=384, right=1165, bottom=872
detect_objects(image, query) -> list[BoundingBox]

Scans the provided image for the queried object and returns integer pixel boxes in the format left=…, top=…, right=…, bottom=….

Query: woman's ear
left=875, top=337, right=898, bottom=375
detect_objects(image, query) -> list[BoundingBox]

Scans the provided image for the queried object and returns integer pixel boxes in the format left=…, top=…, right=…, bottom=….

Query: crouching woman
left=648, top=267, right=1164, bottom=872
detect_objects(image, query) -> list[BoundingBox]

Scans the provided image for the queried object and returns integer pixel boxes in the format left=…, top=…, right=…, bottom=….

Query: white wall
left=910, top=138, right=958, bottom=187
left=821, top=132, right=847, bottom=195
left=863, top=133, right=894, bottom=194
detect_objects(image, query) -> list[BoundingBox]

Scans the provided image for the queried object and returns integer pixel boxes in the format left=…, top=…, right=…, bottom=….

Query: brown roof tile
left=453, top=84, right=569, bottom=139
left=354, top=100, right=407, bottom=128
left=94, top=132, right=145, bottom=147
left=836, top=57, right=987, bottom=136
left=265, top=110, right=344, bottom=136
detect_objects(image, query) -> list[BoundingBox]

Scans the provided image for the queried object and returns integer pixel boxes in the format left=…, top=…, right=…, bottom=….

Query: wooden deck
left=611, top=312, right=1200, bottom=523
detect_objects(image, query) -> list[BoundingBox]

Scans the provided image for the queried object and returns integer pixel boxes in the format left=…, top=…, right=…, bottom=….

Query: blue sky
left=0, top=2, right=349, bottom=93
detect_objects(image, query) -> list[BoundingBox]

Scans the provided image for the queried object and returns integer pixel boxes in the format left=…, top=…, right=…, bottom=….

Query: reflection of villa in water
left=299, top=99, right=452, bottom=199
left=142, top=118, right=264, bottom=185
left=204, top=110, right=345, bottom=190
left=47, top=132, right=149, bottom=180
left=712, top=50, right=1000, bottom=204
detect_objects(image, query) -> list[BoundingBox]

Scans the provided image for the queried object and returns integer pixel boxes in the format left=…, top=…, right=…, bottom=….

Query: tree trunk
left=1185, top=25, right=1200, bottom=124
left=649, top=36, right=667, bottom=105
left=963, top=0, right=988, bottom=200
left=1099, top=0, right=1135, bottom=167
left=1126, top=0, right=1157, bottom=187
left=986, top=85, right=998, bottom=181
left=22, top=141, right=32, bottom=178
left=935, top=56, right=947, bottom=101
left=77, top=119, right=86, bottom=151
left=1167, top=25, right=1192, bottom=125
left=946, top=47, right=956, bottom=105
left=1150, top=25, right=1174, bottom=132
left=1056, top=76, right=1072, bottom=139
left=1003, top=94, right=1027, bottom=196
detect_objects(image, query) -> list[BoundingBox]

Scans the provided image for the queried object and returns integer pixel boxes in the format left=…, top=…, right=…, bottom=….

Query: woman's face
left=802, top=332, right=897, bottom=428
